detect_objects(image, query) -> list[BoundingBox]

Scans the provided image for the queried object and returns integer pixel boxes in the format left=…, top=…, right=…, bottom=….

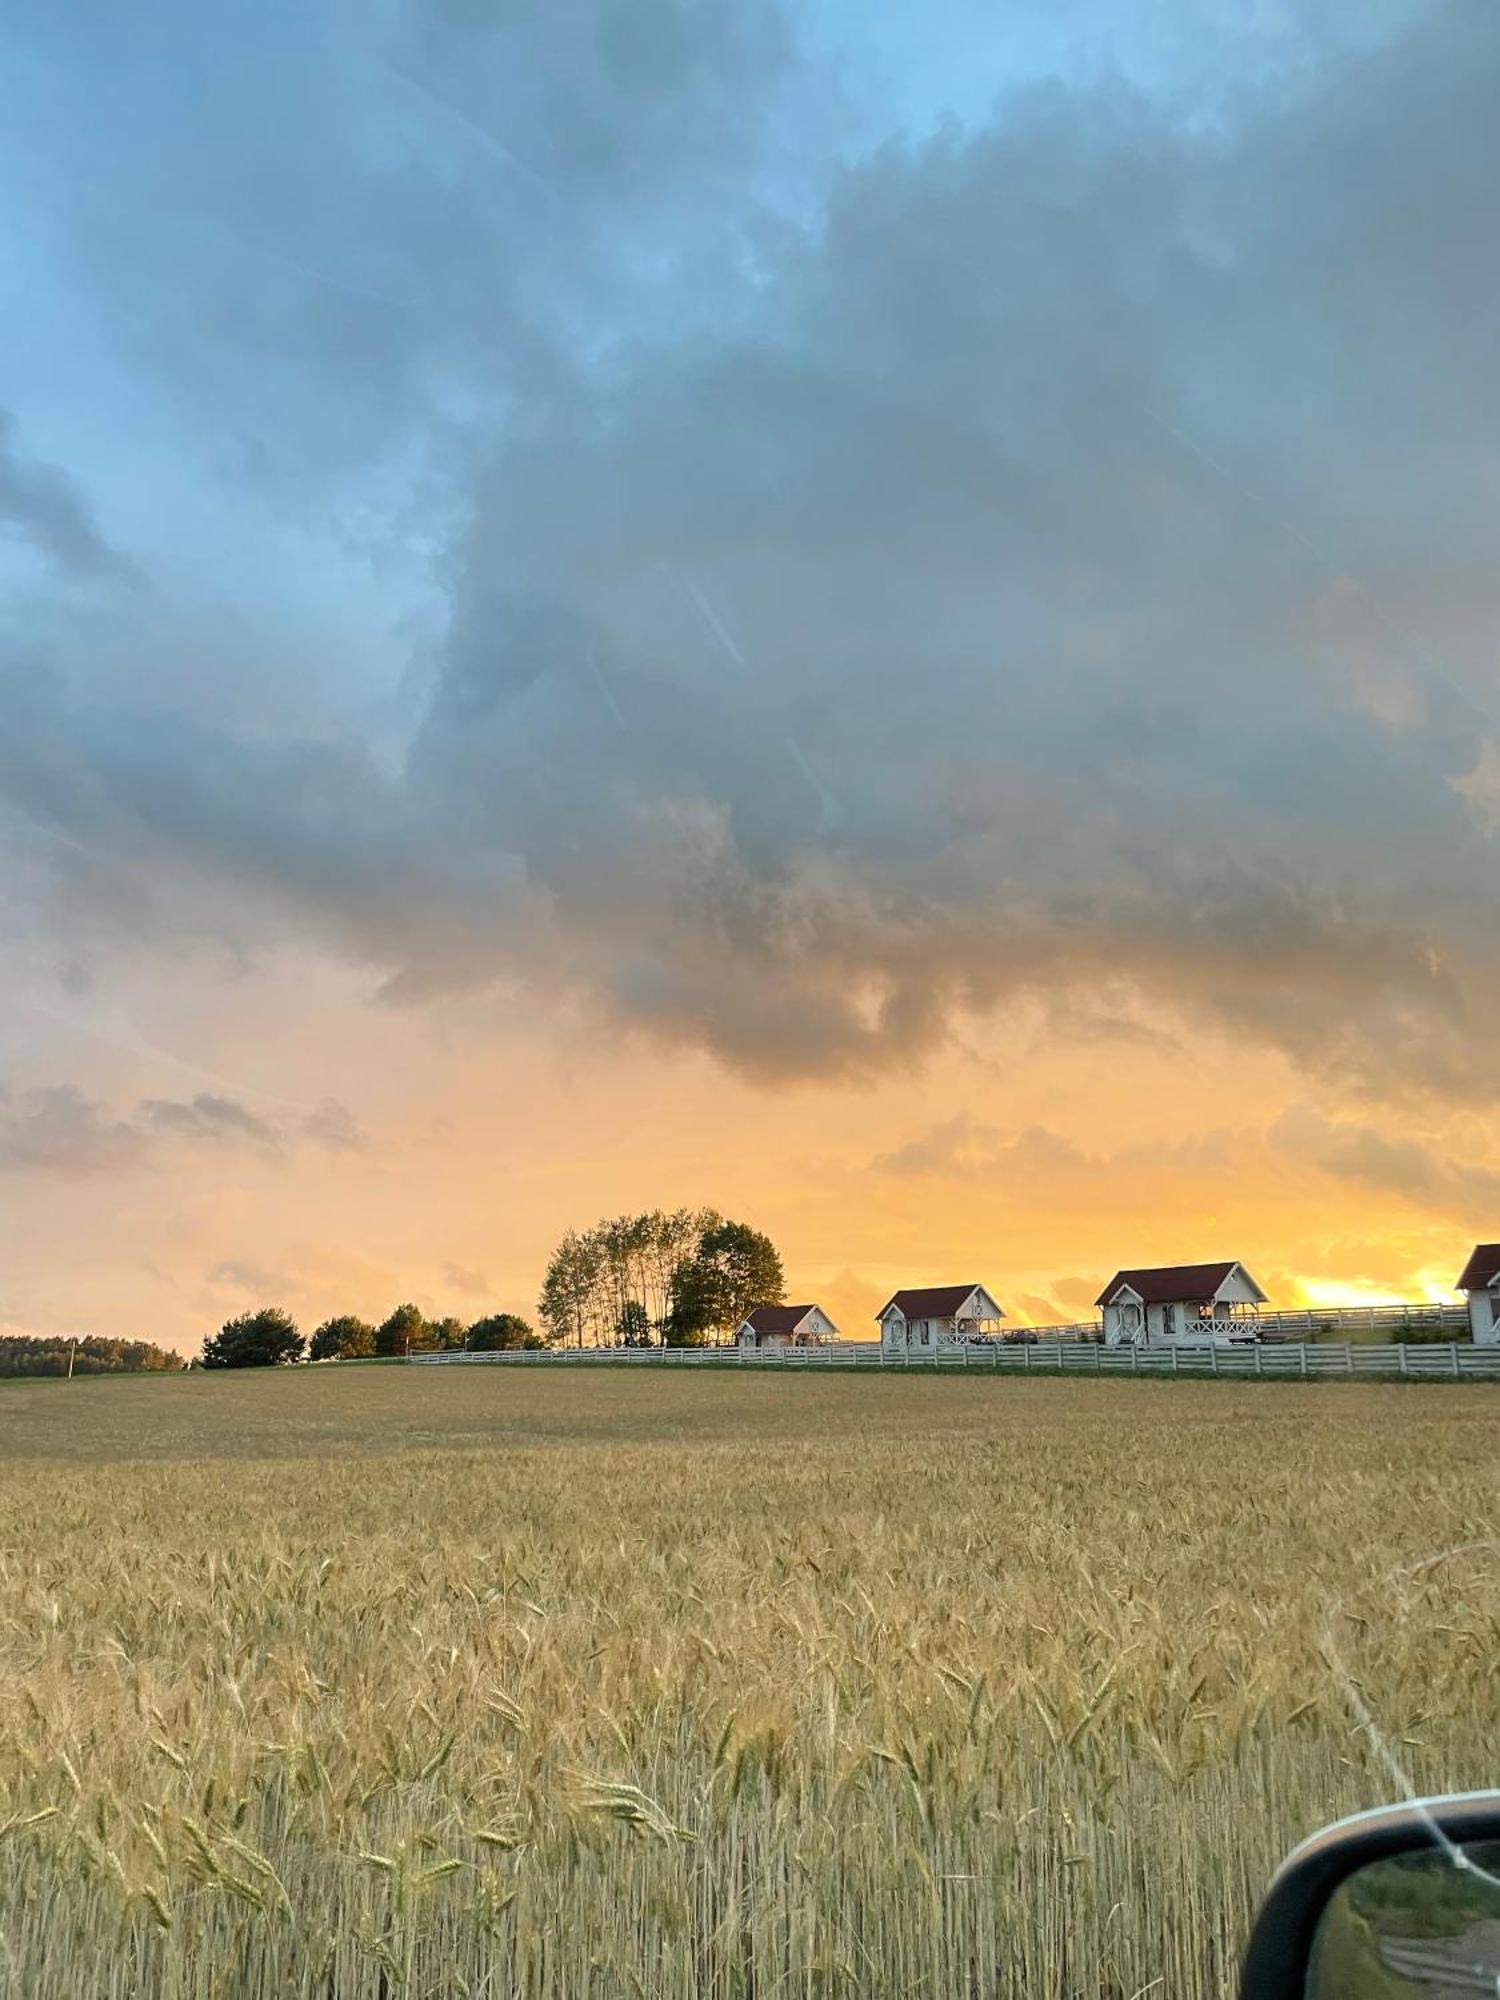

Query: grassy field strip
left=0, top=1370, right=1495, bottom=1996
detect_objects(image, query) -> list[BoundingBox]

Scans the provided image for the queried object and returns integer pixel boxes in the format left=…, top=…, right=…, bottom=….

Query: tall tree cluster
left=537, top=1208, right=784, bottom=1348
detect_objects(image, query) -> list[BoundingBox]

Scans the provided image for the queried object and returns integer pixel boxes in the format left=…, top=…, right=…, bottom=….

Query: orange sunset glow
left=3, top=0, right=1499, bottom=1355
left=0, top=948, right=1488, bottom=1352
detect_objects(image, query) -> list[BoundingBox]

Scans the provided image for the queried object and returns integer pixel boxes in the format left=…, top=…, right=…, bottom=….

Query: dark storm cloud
left=5, top=0, right=1500, bottom=1098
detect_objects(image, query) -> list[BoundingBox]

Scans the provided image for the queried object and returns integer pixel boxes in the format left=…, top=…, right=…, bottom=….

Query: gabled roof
left=741, top=1304, right=822, bottom=1336
left=1456, top=1244, right=1500, bottom=1291
left=1095, top=1260, right=1263, bottom=1308
left=876, top=1284, right=998, bottom=1321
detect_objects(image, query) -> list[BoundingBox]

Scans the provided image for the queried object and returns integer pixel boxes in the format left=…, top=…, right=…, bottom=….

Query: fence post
left=1131, top=1343, right=1138, bottom=1373
left=1399, top=1343, right=1408, bottom=1378
left=1254, top=1343, right=1263, bottom=1377
left=1093, top=1342, right=1101, bottom=1373
left=1171, top=1345, right=1179, bottom=1376
left=1300, top=1343, right=1308, bottom=1379
left=1023, top=1344, right=1031, bottom=1373
left=1450, top=1342, right=1461, bottom=1379
left=1209, top=1343, right=1218, bottom=1376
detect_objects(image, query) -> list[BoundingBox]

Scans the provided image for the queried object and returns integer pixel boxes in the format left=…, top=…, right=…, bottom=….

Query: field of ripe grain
left=0, top=1368, right=1496, bottom=1998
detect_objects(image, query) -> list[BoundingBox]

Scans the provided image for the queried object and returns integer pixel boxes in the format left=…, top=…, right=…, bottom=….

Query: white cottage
left=735, top=1303, right=839, bottom=1350
left=1097, top=1261, right=1266, bottom=1345
left=877, top=1284, right=1005, bottom=1352
left=1456, top=1244, right=1500, bottom=1345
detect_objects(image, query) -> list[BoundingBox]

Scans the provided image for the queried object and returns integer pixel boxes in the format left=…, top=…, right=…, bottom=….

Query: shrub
left=466, top=1313, right=545, bottom=1352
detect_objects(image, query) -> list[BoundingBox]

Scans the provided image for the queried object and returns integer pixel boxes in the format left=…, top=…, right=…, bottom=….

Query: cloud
left=0, top=1083, right=365, bottom=1174
left=5, top=1, right=1500, bottom=1103
left=138, top=1092, right=282, bottom=1149
left=873, top=1117, right=1232, bottom=1181
left=300, top=1099, right=368, bottom=1153
left=209, top=1257, right=288, bottom=1298
left=1271, top=1107, right=1500, bottom=1223
left=1450, top=738, right=1500, bottom=836
left=0, top=1084, right=147, bottom=1177
left=875, top=1118, right=1084, bottom=1178
left=0, top=413, right=136, bottom=580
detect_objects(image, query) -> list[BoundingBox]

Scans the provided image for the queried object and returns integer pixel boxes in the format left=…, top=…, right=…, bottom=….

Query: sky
left=2, top=0, right=1498, bottom=1352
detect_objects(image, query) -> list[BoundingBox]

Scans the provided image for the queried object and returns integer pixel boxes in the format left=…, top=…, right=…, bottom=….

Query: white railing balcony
left=1182, top=1317, right=1262, bottom=1342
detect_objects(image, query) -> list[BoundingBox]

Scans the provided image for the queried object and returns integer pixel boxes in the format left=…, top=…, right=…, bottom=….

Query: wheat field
left=0, top=1366, right=1495, bottom=1998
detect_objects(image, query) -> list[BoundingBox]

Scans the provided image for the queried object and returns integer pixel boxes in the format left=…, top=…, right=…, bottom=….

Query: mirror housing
left=1241, top=1791, right=1500, bottom=1998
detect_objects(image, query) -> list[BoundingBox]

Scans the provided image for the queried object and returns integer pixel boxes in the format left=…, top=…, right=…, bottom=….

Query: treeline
left=201, top=1304, right=544, bottom=1368
left=0, top=1334, right=184, bottom=1377
left=538, top=1208, right=784, bottom=1347
left=197, top=1206, right=787, bottom=1367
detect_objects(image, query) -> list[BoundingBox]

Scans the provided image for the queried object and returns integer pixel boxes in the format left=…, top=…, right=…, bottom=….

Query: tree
left=308, top=1315, right=375, bottom=1361
left=615, top=1299, right=652, bottom=1346
left=201, top=1308, right=304, bottom=1369
left=669, top=1219, right=785, bottom=1343
left=466, top=1313, right=545, bottom=1351
left=0, top=1334, right=183, bottom=1377
left=537, top=1207, right=782, bottom=1348
left=431, top=1316, right=468, bottom=1351
left=375, top=1303, right=431, bottom=1356
left=662, top=1261, right=716, bottom=1346
left=538, top=1230, right=599, bottom=1348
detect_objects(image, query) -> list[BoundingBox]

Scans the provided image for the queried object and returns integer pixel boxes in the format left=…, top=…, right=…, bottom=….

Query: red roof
left=1095, top=1261, right=1254, bottom=1308
left=1456, top=1244, right=1500, bottom=1290
left=742, top=1304, right=822, bottom=1336
left=877, top=1284, right=995, bottom=1321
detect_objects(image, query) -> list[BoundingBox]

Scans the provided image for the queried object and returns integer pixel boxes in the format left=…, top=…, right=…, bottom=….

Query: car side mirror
left=1241, top=1792, right=1500, bottom=1997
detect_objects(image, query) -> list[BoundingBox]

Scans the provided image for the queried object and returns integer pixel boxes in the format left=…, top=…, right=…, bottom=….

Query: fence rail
left=412, top=1338, right=1500, bottom=1379
left=1251, top=1302, right=1468, bottom=1340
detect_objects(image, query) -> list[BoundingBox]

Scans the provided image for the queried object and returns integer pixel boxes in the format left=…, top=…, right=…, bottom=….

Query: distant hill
left=0, top=1335, right=185, bottom=1378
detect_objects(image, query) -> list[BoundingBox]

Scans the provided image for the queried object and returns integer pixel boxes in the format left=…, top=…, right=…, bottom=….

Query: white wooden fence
left=412, top=1338, right=1500, bottom=1379
left=1243, top=1302, right=1468, bottom=1341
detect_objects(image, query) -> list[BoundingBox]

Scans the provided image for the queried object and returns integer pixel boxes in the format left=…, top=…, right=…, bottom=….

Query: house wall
left=881, top=1289, right=1004, bottom=1347
left=1103, top=1299, right=1140, bottom=1344
left=1106, top=1299, right=1214, bottom=1343
left=800, top=1307, right=838, bottom=1342
left=1103, top=1299, right=1178, bottom=1342
left=881, top=1313, right=952, bottom=1349
left=957, top=1288, right=1004, bottom=1328
left=1470, top=1290, right=1500, bottom=1344
left=1213, top=1268, right=1263, bottom=1307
